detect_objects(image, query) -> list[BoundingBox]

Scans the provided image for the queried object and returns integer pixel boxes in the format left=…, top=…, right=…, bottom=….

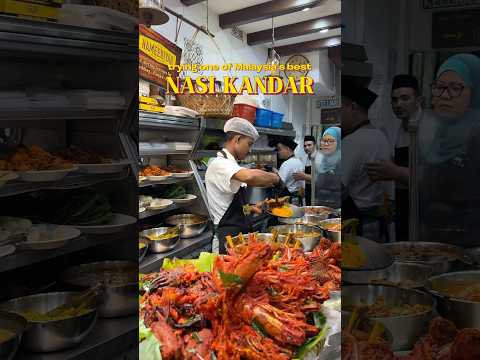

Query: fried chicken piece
left=182, top=329, right=214, bottom=360
left=450, top=328, right=480, bottom=360
left=357, top=341, right=395, bottom=360
left=151, top=317, right=181, bottom=360
left=427, top=317, right=459, bottom=347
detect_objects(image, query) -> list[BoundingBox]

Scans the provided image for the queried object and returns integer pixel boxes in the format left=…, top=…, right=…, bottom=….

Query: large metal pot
left=268, top=224, right=321, bottom=252
left=342, top=285, right=435, bottom=351
left=318, top=218, right=341, bottom=242
left=164, top=214, right=208, bottom=239
left=0, top=311, right=26, bottom=360
left=61, top=261, right=137, bottom=318
left=343, top=262, right=433, bottom=289
left=303, top=206, right=335, bottom=225
left=426, top=271, right=480, bottom=328
left=461, top=247, right=480, bottom=268
left=0, top=292, right=97, bottom=353
left=383, top=242, right=461, bottom=275
left=140, top=227, right=180, bottom=253
left=245, top=186, right=272, bottom=205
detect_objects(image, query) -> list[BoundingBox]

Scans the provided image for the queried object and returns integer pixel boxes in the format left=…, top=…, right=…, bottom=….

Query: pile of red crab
left=341, top=317, right=480, bottom=360
left=140, top=235, right=341, bottom=360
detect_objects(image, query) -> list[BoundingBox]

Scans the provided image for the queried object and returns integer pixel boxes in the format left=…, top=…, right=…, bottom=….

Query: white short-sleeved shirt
left=279, top=157, right=305, bottom=193
left=205, top=149, right=245, bottom=225
left=342, top=125, right=394, bottom=209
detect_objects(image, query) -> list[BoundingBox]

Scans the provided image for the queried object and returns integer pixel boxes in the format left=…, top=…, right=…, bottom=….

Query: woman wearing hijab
left=314, top=126, right=342, bottom=208
left=418, top=53, right=480, bottom=248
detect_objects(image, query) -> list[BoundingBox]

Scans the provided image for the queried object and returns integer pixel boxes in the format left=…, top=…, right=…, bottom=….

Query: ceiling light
left=302, top=7, right=310, bottom=12
left=320, top=28, right=329, bottom=33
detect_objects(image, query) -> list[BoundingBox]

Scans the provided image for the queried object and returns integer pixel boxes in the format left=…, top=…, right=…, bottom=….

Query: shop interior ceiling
left=175, top=0, right=341, bottom=96
left=179, top=0, right=341, bottom=53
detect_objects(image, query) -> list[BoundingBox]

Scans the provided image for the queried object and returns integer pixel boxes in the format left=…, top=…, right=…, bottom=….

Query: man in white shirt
left=293, top=135, right=317, bottom=205
left=342, top=78, right=393, bottom=241
left=367, top=74, right=423, bottom=241
left=272, top=138, right=305, bottom=205
left=205, top=117, right=281, bottom=253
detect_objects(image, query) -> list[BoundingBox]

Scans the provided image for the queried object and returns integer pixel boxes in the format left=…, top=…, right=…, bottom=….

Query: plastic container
left=271, top=112, right=284, bottom=129
left=232, top=103, right=256, bottom=124
left=255, top=108, right=272, bottom=127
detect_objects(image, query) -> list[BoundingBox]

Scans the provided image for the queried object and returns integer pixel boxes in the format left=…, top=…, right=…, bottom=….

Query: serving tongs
left=43, top=283, right=102, bottom=318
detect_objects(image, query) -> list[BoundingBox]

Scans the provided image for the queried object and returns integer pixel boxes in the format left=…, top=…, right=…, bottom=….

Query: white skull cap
left=223, top=117, right=259, bottom=141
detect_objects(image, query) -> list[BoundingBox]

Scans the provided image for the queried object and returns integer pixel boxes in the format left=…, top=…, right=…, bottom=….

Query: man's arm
left=292, top=172, right=312, bottom=183
left=366, top=160, right=409, bottom=185
left=233, top=168, right=280, bottom=187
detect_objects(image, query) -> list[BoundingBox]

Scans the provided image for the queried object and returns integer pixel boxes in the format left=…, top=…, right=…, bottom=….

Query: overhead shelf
left=0, top=232, right=132, bottom=273
left=205, top=118, right=296, bottom=137
left=140, top=112, right=200, bottom=130
left=139, top=202, right=192, bottom=220
left=193, top=148, right=274, bottom=158
left=0, top=169, right=129, bottom=198
left=0, top=108, right=124, bottom=121
left=138, top=177, right=194, bottom=187
left=139, top=149, right=191, bottom=156
left=0, top=15, right=136, bottom=59
left=139, top=228, right=213, bottom=273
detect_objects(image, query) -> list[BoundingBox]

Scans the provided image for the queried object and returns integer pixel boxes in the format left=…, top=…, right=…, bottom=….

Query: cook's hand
left=293, top=172, right=306, bottom=181
left=366, top=160, right=399, bottom=181
left=250, top=205, right=263, bottom=215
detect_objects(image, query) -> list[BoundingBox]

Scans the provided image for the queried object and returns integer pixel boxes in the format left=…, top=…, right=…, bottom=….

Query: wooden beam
left=219, top=0, right=324, bottom=29
left=180, top=0, right=205, bottom=5
left=328, top=45, right=341, bottom=67
left=272, top=36, right=340, bottom=56
left=247, top=14, right=340, bottom=45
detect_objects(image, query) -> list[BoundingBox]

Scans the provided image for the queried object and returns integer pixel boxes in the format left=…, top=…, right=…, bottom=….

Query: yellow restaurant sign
left=139, top=34, right=177, bottom=68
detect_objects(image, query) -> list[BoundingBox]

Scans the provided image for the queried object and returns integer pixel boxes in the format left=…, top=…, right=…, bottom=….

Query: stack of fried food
left=404, top=317, right=480, bottom=360
left=55, top=146, right=112, bottom=164
left=0, top=145, right=72, bottom=171
left=140, top=235, right=341, bottom=360
left=139, top=165, right=171, bottom=176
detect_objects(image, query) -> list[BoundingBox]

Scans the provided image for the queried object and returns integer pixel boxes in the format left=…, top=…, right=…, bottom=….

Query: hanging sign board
left=139, top=25, right=182, bottom=88
left=316, top=96, right=340, bottom=109
left=424, top=0, right=480, bottom=9
left=432, top=9, right=480, bottom=48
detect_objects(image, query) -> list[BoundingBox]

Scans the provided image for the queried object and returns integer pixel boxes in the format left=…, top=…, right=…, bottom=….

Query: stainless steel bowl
left=140, top=227, right=180, bottom=253
left=343, top=236, right=393, bottom=271
left=61, top=261, right=137, bottom=318
left=0, top=311, right=26, bottom=360
left=245, top=186, right=271, bottom=205
left=342, top=285, right=435, bottom=351
left=343, top=262, right=433, bottom=288
left=268, top=224, right=321, bottom=252
left=426, top=270, right=480, bottom=328
left=231, top=233, right=275, bottom=243
left=318, top=218, right=341, bottom=242
left=0, top=292, right=97, bottom=353
left=383, top=242, right=461, bottom=275
left=461, top=247, right=480, bottom=268
left=303, top=206, right=334, bottom=225
left=278, top=217, right=303, bottom=225
left=164, top=214, right=208, bottom=238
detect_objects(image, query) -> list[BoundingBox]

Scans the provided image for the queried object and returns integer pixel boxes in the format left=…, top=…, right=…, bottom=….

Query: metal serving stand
left=0, top=15, right=138, bottom=360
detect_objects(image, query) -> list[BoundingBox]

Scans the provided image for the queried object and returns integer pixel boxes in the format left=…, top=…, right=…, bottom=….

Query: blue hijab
left=427, top=53, right=480, bottom=164
left=317, top=126, right=341, bottom=173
